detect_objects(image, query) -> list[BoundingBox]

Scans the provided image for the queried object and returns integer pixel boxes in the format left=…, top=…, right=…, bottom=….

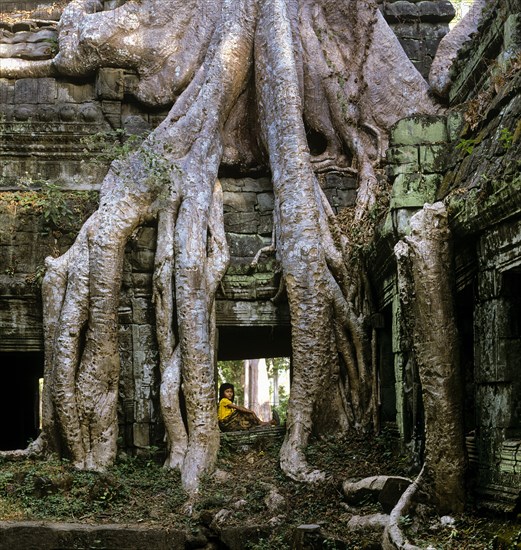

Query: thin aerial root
left=154, top=206, right=187, bottom=469
left=250, top=243, right=275, bottom=271
left=334, top=322, right=361, bottom=414
left=382, top=466, right=425, bottom=550
left=206, top=180, right=230, bottom=297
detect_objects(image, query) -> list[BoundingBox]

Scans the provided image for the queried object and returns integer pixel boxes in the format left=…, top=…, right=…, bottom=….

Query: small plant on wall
left=0, top=179, right=99, bottom=237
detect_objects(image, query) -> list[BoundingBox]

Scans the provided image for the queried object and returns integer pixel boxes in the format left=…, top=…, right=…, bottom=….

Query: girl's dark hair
left=219, top=383, right=235, bottom=400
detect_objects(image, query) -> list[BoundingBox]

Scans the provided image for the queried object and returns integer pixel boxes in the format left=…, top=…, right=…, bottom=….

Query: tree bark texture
left=394, top=203, right=465, bottom=514
left=1, top=0, right=467, bottom=493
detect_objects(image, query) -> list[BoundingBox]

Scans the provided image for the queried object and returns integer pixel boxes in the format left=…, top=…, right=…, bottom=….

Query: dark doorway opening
left=378, top=306, right=396, bottom=425
left=217, top=326, right=291, bottom=361
left=0, top=352, right=44, bottom=450
left=456, top=283, right=476, bottom=434
left=502, top=268, right=521, bottom=439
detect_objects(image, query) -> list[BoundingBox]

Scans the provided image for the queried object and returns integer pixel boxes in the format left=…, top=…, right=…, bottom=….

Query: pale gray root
left=255, top=0, right=372, bottom=482
left=0, top=58, right=54, bottom=78
left=382, top=466, right=425, bottom=550
left=342, top=476, right=412, bottom=502
left=54, top=0, right=222, bottom=105
left=176, top=179, right=231, bottom=491
left=429, top=0, right=491, bottom=97
left=36, top=0, right=255, bottom=489
left=347, top=513, right=389, bottom=533
left=255, top=0, right=334, bottom=483
left=252, top=0, right=437, bottom=483
left=34, top=215, right=97, bottom=461
left=154, top=1, right=255, bottom=491
left=394, top=202, right=465, bottom=514
left=153, top=203, right=187, bottom=470
left=154, top=180, right=229, bottom=473
left=298, top=2, right=439, bottom=219
left=43, top=171, right=154, bottom=470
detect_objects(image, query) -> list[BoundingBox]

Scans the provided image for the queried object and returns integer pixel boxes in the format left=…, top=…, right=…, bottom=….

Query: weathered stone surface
left=384, top=1, right=419, bottom=22
left=14, top=78, right=38, bottom=103
left=417, top=1, right=455, bottom=23
left=223, top=191, right=257, bottom=212
left=383, top=0, right=454, bottom=23
left=390, top=173, right=438, bottom=209
left=227, top=233, right=268, bottom=258
left=418, top=144, right=447, bottom=173
left=379, top=477, right=413, bottom=513
left=391, top=116, right=448, bottom=146
left=321, top=171, right=357, bottom=190
left=256, top=192, right=274, bottom=212
left=215, top=300, right=290, bottom=326
left=96, top=68, right=125, bottom=101
left=224, top=211, right=260, bottom=233
left=342, top=476, right=412, bottom=513
left=56, top=81, right=96, bottom=103
left=122, top=114, right=151, bottom=136
left=0, top=521, right=186, bottom=550
left=386, top=145, right=419, bottom=167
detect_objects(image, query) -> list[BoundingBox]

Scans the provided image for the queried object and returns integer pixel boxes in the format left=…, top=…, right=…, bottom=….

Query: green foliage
left=81, top=129, right=147, bottom=165
left=486, top=528, right=521, bottom=550
left=499, top=127, right=514, bottom=150
left=265, top=357, right=289, bottom=377
left=1, top=181, right=99, bottom=236
left=272, top=384, right=289, bottom=424
left=38, top=181, right=75, bottom=232
left=43, top=36, right=59, bottom=55
left=25, top=264, right=46, bottom=287
left=0, top=454, right=187, bottom=524
left=399, top=514, right=413, bottom=527
left=266, top=357, right=290, bottom=422
left=81, top=131, right=176, bottom=197
left=456, top=137, right=479, bottom=155
left=244, top=480, right=268, bottom=513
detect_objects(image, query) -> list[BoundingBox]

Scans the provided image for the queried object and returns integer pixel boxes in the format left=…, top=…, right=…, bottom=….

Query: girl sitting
left=218, top=383, right=272, bottom=432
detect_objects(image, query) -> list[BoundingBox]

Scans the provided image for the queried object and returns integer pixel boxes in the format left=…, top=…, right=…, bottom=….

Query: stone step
left=220, top=425, right=285, bottom=449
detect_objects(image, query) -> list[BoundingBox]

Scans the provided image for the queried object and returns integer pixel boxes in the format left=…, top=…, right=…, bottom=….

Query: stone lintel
left=216, top=299, right=290, bottom=327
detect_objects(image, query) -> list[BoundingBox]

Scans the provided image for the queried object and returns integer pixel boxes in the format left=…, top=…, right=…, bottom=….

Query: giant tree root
left=2, top=0, right=457, bottom=492
left=342, top=475, right=412, bottom=513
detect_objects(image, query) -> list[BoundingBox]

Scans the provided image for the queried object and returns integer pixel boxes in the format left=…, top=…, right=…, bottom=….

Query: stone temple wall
left=371, top=0, right=521, bottom=511
left=446, top=0, right=521, bottom=510
left=378, top=0, right=455, bottom=79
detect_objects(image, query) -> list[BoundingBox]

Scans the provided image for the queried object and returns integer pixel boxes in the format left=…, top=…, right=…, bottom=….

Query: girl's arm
left=228, top=402, right=255, bottom=414
left=227, top=402, right=263, bottom=422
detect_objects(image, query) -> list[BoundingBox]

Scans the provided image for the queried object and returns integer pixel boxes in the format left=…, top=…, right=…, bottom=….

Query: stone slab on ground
left=0, top=521, right=186, bottom=550
left=220, top=426, right=285, bottom=450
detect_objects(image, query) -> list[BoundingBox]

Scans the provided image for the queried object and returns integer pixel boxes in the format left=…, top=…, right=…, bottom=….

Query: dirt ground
left=0, top=429, right=520, bottom=549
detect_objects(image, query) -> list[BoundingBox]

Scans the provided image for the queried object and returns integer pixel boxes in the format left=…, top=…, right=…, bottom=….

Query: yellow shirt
left=218, top=397, right=234, bottom=421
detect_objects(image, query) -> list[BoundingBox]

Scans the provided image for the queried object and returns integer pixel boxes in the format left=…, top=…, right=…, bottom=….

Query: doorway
left=0, top=352, right=44, bottom=450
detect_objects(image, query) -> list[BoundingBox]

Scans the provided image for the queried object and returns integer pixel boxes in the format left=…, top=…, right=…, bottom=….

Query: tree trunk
left=395, top=202, right=465, bottom=513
